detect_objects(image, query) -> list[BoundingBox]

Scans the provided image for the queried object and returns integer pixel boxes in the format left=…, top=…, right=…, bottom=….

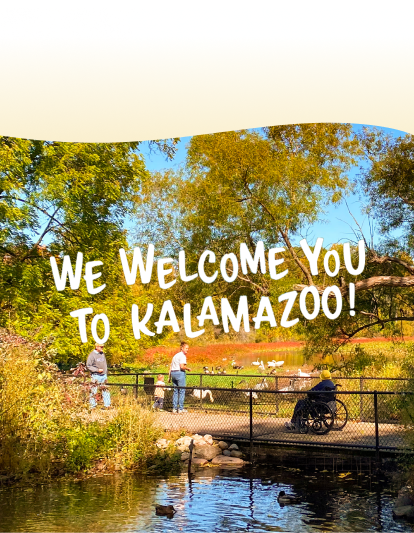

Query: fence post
left=249, top=390, right=253, bottom=461
left=360, top=377, right=364, bottom=422
left=275, top=376, right=279, bottom=414
left=134, top=374, right=138, bottom=400
left=199, top=374, right=203, bottom=409
left=374, top=390, right=380, bottom=461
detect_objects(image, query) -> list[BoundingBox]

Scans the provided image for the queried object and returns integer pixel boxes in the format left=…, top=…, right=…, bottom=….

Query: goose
left=267, top=360, right=277, bottom=368
left=155, top=504, right=176, bottom=516
left=277, top=491, right=300, bottom=504
left=203, top=366, right=210, bottom=374
left=274, top=361, right=284, bottom=367
left=254, top=378, right=269, bottom=391
left=238, top=380, right=259, bottom=400
left=192, top=389, right=214, bottom=402
left=297, top=368, right=310, bottom=377
left=279, top=380, right=294, bottom=392
left=252, top=358, right=261, bottom=366
left=258, top=360, right=265, bottom=372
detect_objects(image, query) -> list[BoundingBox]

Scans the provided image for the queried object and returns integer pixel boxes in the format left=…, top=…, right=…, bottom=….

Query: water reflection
left=0, top=466, right=412, bottom=532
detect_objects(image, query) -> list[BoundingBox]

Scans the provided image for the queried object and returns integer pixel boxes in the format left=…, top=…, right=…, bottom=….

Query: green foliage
left=361, top=130, right=414, bottom=247
left=0, top=138, right=178, bottom=364
left=0, top=342, right=167, bottom=481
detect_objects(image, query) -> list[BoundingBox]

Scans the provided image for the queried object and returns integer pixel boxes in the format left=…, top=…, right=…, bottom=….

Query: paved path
left=158, top=410, right=407, bottom=450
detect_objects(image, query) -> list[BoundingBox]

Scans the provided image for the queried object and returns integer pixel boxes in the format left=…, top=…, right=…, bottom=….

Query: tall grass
left=0, top=343, right=166, bottom=482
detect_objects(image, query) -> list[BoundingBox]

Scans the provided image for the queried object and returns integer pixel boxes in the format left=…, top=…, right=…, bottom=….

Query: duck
left=277, top=491, right=300, bottom=504
left=155, top=504, right=176, bottom=517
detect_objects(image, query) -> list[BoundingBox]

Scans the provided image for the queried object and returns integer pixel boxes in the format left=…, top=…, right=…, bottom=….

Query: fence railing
left=93, top=379, right=414, bottom=454
left=102, top=371, right=414, bottom=395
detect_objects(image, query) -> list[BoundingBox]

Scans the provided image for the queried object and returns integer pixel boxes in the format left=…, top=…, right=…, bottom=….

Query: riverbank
left=0, top=343, right=185, bottom=487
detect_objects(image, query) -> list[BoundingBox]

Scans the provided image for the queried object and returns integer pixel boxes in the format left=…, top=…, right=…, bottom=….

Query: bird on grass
left=277, top=491, right=300, bottom=504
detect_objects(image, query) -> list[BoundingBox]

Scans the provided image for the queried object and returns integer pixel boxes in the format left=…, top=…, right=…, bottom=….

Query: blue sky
left=139, top=125, right=407, bottom=249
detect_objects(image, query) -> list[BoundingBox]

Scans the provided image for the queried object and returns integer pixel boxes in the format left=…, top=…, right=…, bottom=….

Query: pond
left=1, top=465, right=412, bottom=532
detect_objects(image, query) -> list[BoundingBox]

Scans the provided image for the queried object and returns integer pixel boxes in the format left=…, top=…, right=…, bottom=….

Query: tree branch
left=294, top=275, right=414, bottom=295
left=337, top=316, right=414, bottom=344
left=368, top=255, right=414, bottom=275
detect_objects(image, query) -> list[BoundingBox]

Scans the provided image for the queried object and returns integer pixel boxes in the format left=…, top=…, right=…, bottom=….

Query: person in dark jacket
left=86, top=343, right=111, bottom=409
left=285, top=370, right=335, bottom=431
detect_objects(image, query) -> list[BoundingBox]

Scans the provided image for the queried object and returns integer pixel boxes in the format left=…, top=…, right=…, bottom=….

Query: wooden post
left=188, top=438, right=194, bottom=479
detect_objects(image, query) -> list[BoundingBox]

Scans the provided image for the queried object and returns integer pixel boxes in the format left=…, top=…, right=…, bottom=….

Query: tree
left=0, top=137, right=178, bottom=363
left=136, top=125, right=414, bottom=350
left=296, top=130, right=414, bottom=352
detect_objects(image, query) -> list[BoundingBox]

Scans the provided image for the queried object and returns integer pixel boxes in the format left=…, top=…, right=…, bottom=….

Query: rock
left=396, top=487, right=414, bottom=508
left=393, top=505, right=414, bottom=519
left=175, top=436, right=193, bottom=452
left=192, top=458, right=209, bottom=466
left=203, top=434, right=214, bottom=445
left=181, top=452, right=190, bottom=461
left=222, top=450, right=231, bottom=456
left=396, top=494, right=414, bottom=508
left=194, top=443, right=222, bottom=460
left=230, top=450, right=243, bottom=458
left=228, top=443, right=239, bottom=451
left=218, top=441, right=229, bottom=450
left=211, top=455, right=244, bottom=466
left=156, top=438, right=170, bottom=449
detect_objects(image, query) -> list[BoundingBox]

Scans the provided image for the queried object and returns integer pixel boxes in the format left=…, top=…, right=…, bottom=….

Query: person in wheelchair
left=285, top=369, right=336, bottom=431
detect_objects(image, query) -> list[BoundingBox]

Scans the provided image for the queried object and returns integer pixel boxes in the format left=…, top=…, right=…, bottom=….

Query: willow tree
left=134, top=125, right=362, bottom=340
left=137, top=125, right=414, bottom=349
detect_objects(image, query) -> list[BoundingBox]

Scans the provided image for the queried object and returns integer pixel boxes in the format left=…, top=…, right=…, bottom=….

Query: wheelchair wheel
left=333, top=399, right=348, bottom=430
left=309, top=402, right=334, bottom=435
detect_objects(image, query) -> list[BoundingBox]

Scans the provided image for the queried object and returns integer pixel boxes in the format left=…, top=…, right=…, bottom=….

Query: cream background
left=0, top=1, right=413, bottom=141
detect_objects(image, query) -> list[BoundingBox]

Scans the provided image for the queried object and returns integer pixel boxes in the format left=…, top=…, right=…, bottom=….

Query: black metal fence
left=105, top=371, right=414, bottom=394
left=98, top=378, right=414, bottom=455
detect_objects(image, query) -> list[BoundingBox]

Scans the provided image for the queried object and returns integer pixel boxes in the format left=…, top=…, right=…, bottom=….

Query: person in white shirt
left=169, top=342, right=191, bottom=413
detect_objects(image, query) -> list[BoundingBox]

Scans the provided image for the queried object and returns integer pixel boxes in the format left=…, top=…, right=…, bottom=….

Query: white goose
left=192, top=389, right=214, bottom=402
left=251, top=358, right=261, bottom=366
left=258, top=360, right=265, bottom=372
left=297, top=368, right=311, bottom=377
left=267, top=360, right=284, bottom=368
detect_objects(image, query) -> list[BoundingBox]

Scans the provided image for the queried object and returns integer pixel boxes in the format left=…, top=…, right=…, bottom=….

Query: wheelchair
left=295, top=385, right=348, bottom=435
